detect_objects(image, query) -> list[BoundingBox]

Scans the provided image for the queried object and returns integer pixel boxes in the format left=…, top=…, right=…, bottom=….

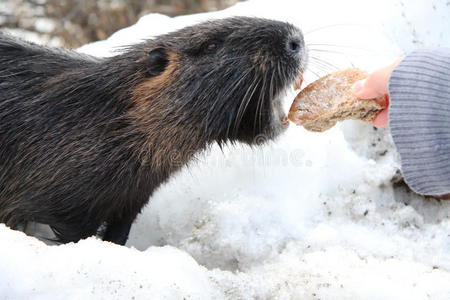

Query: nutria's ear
left=145, top=47, right=168, bottom=77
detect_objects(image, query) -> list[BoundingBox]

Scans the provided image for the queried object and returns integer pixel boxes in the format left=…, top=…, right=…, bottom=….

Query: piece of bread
left=288, top=69, right=384, bottom=132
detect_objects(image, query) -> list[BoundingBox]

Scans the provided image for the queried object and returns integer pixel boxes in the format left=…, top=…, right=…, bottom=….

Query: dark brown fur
left=0, top=17, right=306, bottom=245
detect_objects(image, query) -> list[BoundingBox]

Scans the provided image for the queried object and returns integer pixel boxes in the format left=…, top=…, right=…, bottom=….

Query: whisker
left=304, top=23, right=363, bottom=36
left=308, top=56, right=340, bottom=72
left=307, top=48, right=353, bottom=56
left=306, top=64, right=330, bottom=77
left=305, top=68, right=322, bottom=80
left=307, top=44, right=389, bottom=57
left=307, top=43, right=372, bottom=51
left=222, top=68, right=254, bottom=139
left=232, top=70, right=260, bottom=136
left=308, top=48, right=353, bottom=67
left=0, top=70, right=29, bottom=78
left=201, top=70, right=244, bottom=139
left=255, top=70, right=268, bottom=136
left=269, top=66, right=275, bottom=100
left=219, top=55, right=251, bottom=62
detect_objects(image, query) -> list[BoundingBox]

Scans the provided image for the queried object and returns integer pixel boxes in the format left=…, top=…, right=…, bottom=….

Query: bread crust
left=288, top=69, right=384, bottom=132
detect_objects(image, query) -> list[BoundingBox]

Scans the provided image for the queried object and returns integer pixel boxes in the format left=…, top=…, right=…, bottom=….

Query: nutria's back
left=0, top=17, right=306, bottom=245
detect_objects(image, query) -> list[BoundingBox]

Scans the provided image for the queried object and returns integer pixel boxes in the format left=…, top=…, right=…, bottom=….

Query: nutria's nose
left=286, top=35, right=303, bottom=56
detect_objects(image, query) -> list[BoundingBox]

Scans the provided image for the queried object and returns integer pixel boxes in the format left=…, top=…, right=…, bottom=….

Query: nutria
left=0, top=17, right=306, bottom=245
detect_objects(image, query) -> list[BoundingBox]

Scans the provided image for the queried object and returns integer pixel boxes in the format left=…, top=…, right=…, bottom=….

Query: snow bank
left=2, top=0, right=450, bottom=299
left=0, top=226, right=221, bottom=300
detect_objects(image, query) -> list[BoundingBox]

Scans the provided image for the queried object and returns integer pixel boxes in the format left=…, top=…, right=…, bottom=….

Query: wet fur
left=0, top=17, right=306, bottom=245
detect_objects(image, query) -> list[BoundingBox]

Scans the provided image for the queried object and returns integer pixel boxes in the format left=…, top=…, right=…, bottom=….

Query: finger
left=353, top=69, right=390, bottom=99
left=373, top=108, right=389, bottom=128
left=352, top=60, right=402, bottom=100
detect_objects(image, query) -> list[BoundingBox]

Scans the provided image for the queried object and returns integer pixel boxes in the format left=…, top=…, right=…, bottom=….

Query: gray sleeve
left=388, top=48, right=450, bottom=195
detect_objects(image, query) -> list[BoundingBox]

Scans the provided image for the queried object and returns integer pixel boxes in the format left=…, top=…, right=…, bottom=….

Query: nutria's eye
left=207, top=43, right=217, bottom=52
left=145, top=47, right=168, bottom=77
left=204, top=40, right=222, bottom=54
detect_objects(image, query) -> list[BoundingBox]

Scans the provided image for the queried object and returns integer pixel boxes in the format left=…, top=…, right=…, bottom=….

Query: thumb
left=352, top=69, right=389, bottom=100
left=352, top=59, right=402, bottom=100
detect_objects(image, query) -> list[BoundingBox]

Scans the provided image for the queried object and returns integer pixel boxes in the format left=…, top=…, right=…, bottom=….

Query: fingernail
left=352, top=79, right=366, bottom=94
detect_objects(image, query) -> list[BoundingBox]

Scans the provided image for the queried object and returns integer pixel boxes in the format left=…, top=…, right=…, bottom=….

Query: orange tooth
left=281, top=116, right=289, bottom=126
left=294, top=75, right=303, bottom=90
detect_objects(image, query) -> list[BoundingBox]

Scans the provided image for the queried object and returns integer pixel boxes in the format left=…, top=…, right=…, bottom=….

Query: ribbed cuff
left=389, top=48, right=450, bottom=195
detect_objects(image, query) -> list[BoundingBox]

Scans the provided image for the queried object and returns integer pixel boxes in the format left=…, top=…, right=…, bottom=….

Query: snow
left=2, top=0, right=450, bottom=299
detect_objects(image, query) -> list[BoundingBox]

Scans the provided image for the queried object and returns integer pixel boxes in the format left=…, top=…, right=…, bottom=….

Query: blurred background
left=0, top=0, right=240, bottom=47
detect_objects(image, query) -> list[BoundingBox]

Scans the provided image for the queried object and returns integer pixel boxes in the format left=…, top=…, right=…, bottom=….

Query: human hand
left=352, top=59, right=402, bottom=128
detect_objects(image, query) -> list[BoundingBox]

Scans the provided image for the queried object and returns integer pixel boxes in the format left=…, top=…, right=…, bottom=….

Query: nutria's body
left=0, top=17, right=306, bottom=245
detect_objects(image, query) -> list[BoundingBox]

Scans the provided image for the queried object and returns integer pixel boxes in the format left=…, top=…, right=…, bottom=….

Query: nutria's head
left=126, top=17, right=306, bottom=150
